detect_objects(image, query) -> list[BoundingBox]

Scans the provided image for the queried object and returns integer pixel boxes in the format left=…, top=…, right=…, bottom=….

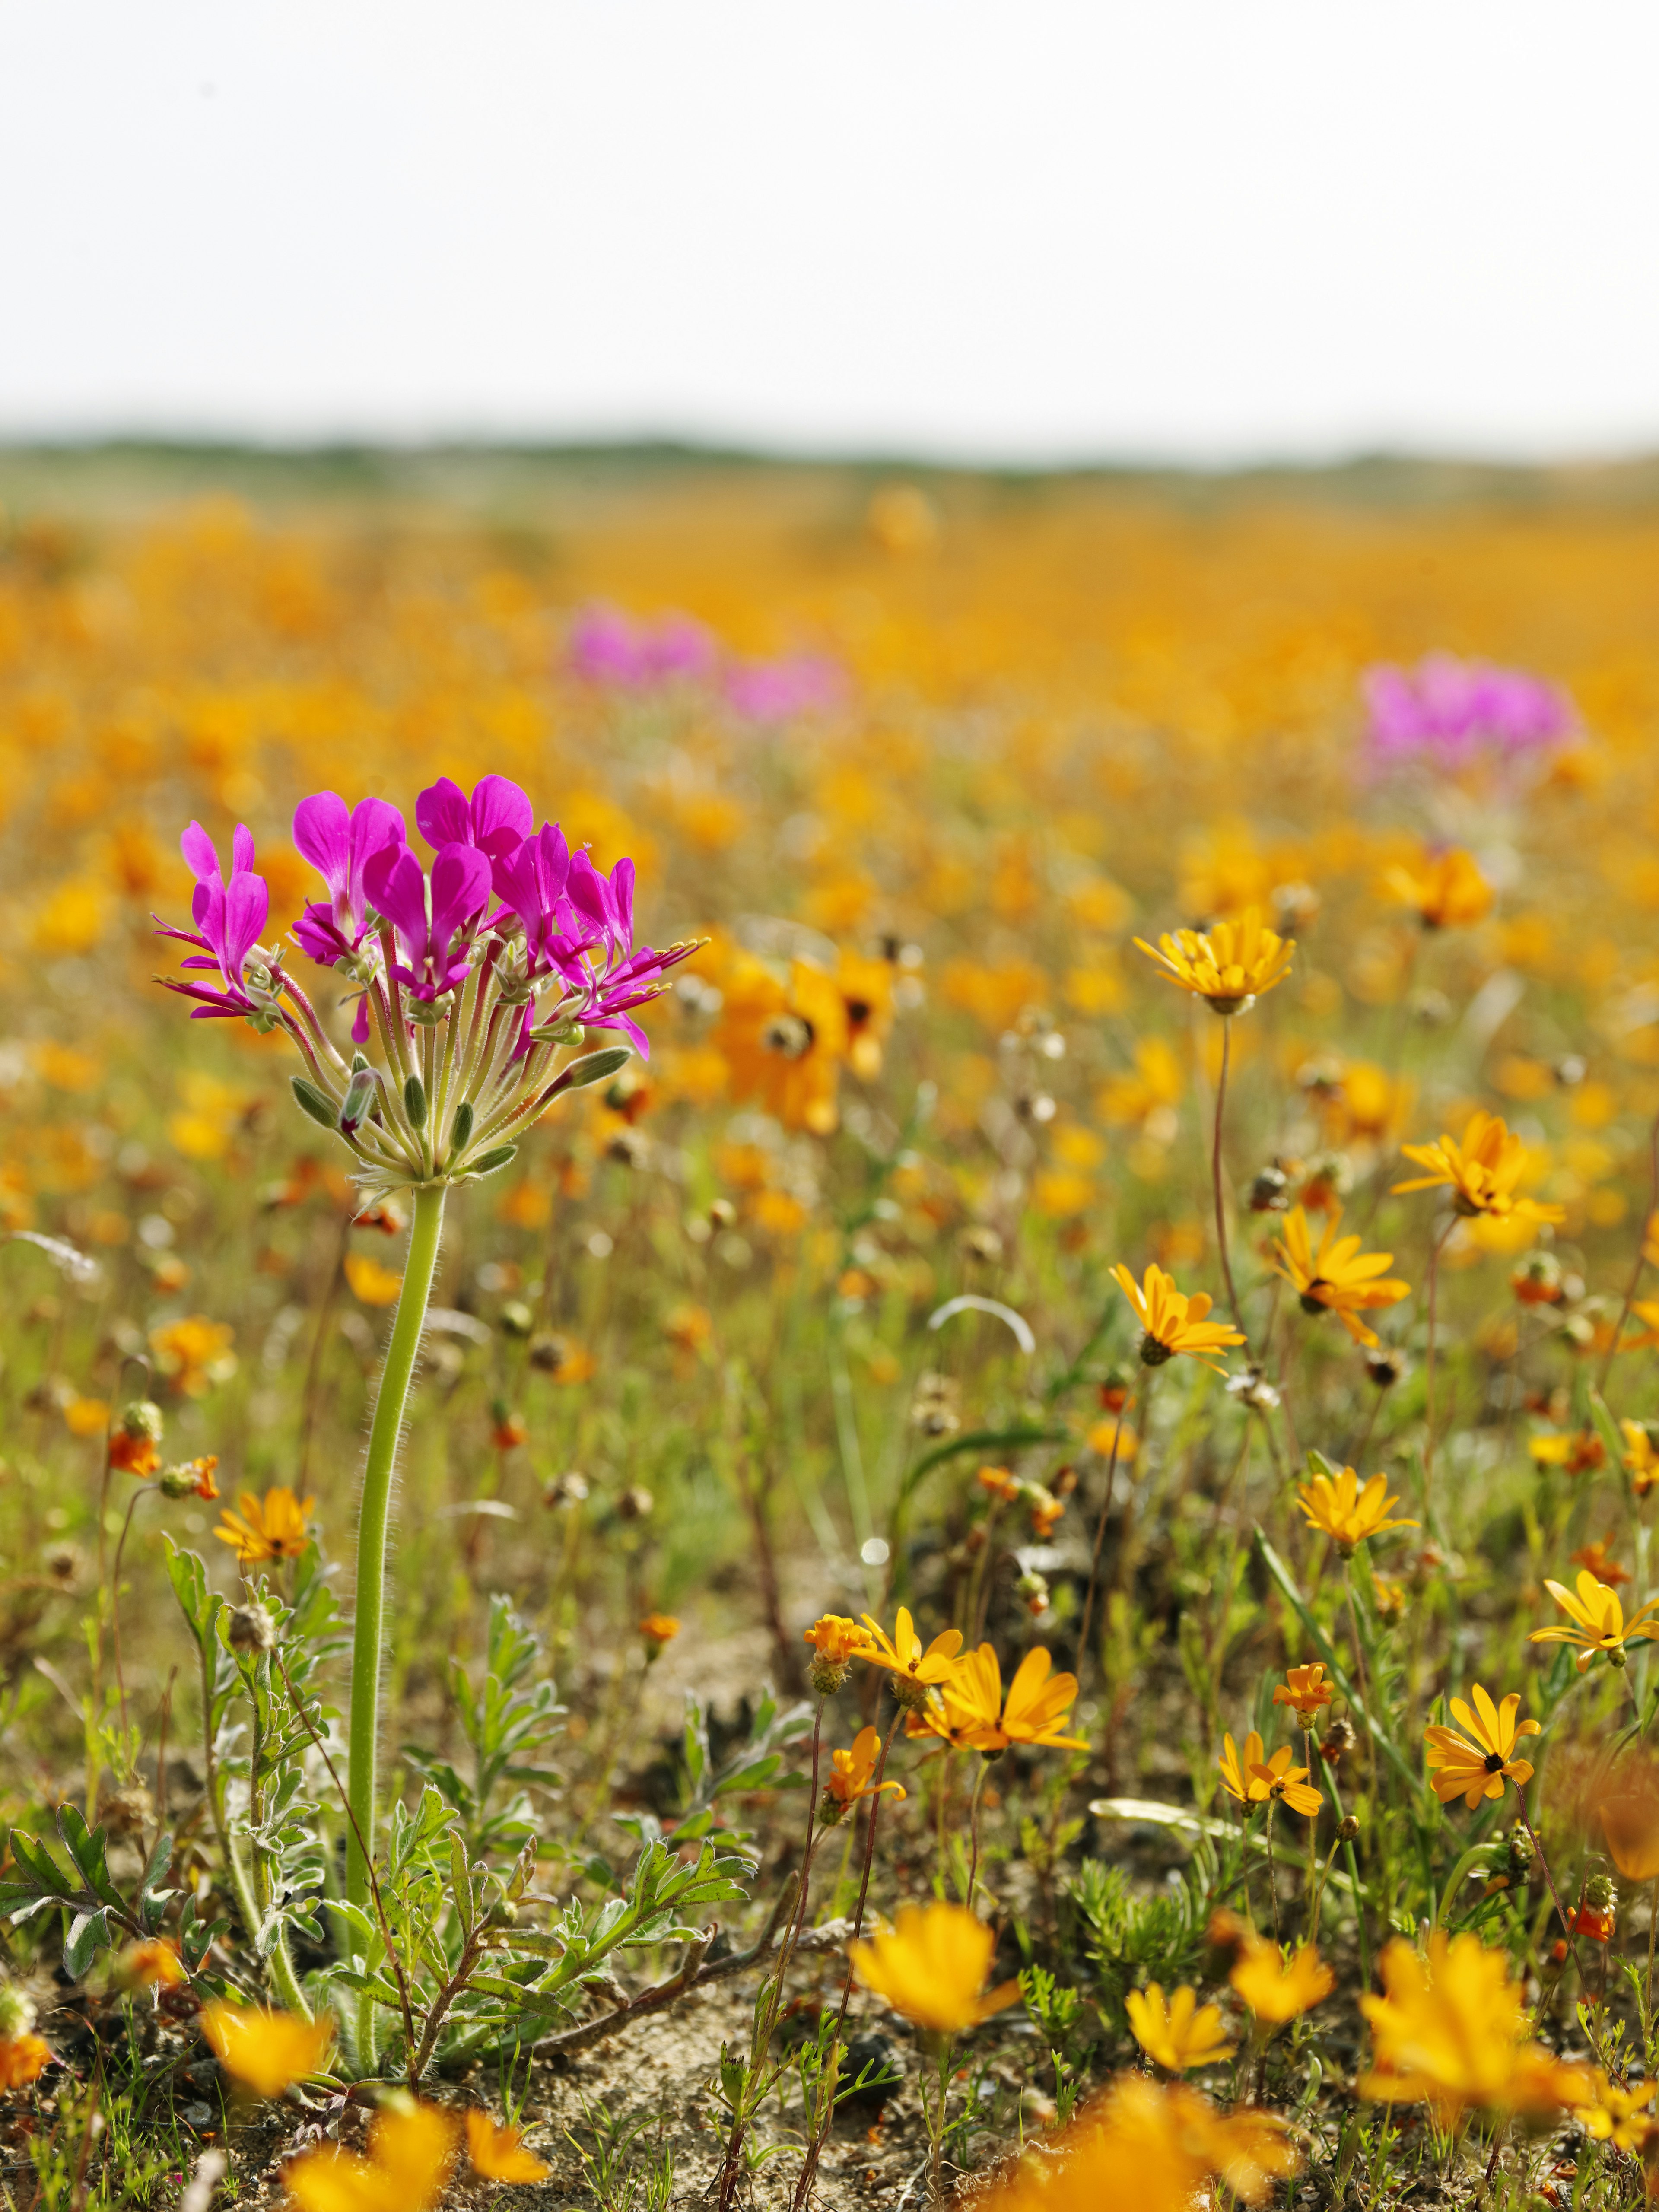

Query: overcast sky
left=3, top=3, right=1656, bottom=464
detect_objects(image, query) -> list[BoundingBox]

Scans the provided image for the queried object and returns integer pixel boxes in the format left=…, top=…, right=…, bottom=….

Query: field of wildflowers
left=5, top=451, right=1659, bottom=2207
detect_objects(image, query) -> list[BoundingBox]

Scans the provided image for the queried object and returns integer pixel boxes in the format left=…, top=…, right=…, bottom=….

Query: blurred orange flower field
left=8, top=452, right=1659, bottom=2204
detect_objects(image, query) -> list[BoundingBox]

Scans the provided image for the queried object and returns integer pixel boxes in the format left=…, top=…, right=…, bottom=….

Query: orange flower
left=639, top=1612, right=680, bottom=1650
left=1230, top=1940, right=1335, bottom=2022
left=0, top=2033, right=51, bottom=2089
left=1296, top=1466, right=1417, bottom=1554
left=214, top=1487, right=314, bottom=1567
left=117, top=1939, right=186, bottom=1990
left=1135, top=908, right=1295, bottom=1014
left=285, top=2099, right=457, bottom=2212
left=1568, top=1539, right=1630, bottom=1587
left=859, top=1608, right=964, bottom=1708
left=1393, top=1111, right=1563, bottom=1226
left=1424, top=1685, right=1541, bottom=1809
left=200, top=2003, right=334, bottom=2097
left=976, top=1464, right=1020, bottom=1503
left=824, top=1725, right=906, bottom=1815
left=911, top=1644, right=1088, bottom=1754
left=1382, top=845, right=1493, bottom=929
left=1272, top=1663, right=1334, bottom=1725
left=1529, top=1428, right=1606, bottom=1476
left=464, top=2110, right=551, bottom=2183
left=1268, top=1205, right=1408, bottom=1348
left=711, top=949, right=847, bottom=1135
left=159, top=1455, right=220, bottom=1502
left=1111, top=1261, right=1246, bottom=1374
left=149, top=1315, right=237, bottom=1396
left=1217, top=1731, right=1323, bottom=1817
left=849, top=1903, right=1020, bottom=2033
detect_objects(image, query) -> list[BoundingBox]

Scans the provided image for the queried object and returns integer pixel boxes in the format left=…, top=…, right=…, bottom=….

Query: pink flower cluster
left=161, top=772, right=690, bottom=1055
left=1361, top=654, right=1576, bottom=768
left=567, top=602, right=844, bottom=724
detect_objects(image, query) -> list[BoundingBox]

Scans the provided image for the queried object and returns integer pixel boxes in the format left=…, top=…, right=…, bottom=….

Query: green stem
left=346, top=1181, right=447, bottom=1933
left=1211, top=1014, right=1247, bottom=1341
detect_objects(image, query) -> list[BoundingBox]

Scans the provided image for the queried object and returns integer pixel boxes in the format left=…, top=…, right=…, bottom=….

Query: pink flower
left=156, top=823, right=273, bottom=1021
left=568, top=603, right=718, bottom=688
left=1362, top=654, right=1576, bottom=767
left=362, top=841, right=494, bottom=1003
left=291, top=793, right=406, bottom=967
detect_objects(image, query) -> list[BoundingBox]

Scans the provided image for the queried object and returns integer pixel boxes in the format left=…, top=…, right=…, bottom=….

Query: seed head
left=228, top=1603, right=277, bottom=1654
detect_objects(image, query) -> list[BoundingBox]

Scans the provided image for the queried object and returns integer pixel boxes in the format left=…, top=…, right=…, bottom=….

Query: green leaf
left=63, top=1907, right=111, bottom=1980
left=450, top=1831, right=475, bottom=1941
left=57, top=1806, right=124, bottom=1913
left=6, top=1828, right=74, bottom=1901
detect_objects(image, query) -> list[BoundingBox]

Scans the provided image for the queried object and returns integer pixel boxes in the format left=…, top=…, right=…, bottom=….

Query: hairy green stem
left=346, top=1181, right=447, bottom=1993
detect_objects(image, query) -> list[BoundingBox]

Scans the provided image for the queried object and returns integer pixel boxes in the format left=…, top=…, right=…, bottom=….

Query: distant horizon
left=6, top=433, right=1659, bottom=489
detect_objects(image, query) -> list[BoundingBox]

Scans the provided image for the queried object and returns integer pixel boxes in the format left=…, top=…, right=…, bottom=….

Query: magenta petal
left=429, top=842, right=493, bottom=938
left=363, top=844, right=427, bottom=944
left=415, top=777, right=471, bottom=852
left=470, top=775, right=534, bottom=859
left=222, top=872, right=270, bottom=973
left=181, top=822, right=219, bottom=883
left=293, top=791, right=353, bottom=880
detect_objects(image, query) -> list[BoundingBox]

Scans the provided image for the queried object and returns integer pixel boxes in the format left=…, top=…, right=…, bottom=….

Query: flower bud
left=543, top=1470, right=589, bottom=1509
left=1017, top=1570, right=1051, bottom=1618
left=1337, top=1814, right=1360, bottom=1843
left=338, top=1068, right=377, bottom=1133
left=1506, top=1822, right=1535, bottom=1878
left=499, top=1300, right=534, bottom=1339
left=467, top=1145, right=518, bottom=1179
left=403, top=1073, right=428, bottom=1130
left=617, top=1486, right=654, bottom=1522
left=887, top=1674, right=932, bottom=1713
left=1586, top=1872, right=1617, bottom=1913
left=291, top=1075, right=338, bottom=1130
left=450, top=1100, right=475, bottom=1151
left=120, top=1400, right=164, bottom=1445
left=228, top=1603, right=276, bottom=1654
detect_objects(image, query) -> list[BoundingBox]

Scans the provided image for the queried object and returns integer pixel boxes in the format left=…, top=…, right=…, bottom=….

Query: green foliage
left=1066, top=1854, right=1210, bottom=2028
left=565, top=2097, right=677, bottom=2212
left=404, top=1594, right=564, bottom=1859
left=15, top=2088, right=181, bottom=2212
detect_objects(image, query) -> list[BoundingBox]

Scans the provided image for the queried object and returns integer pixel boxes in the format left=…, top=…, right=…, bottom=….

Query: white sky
left=2, top=2, right=1657, bottom=465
